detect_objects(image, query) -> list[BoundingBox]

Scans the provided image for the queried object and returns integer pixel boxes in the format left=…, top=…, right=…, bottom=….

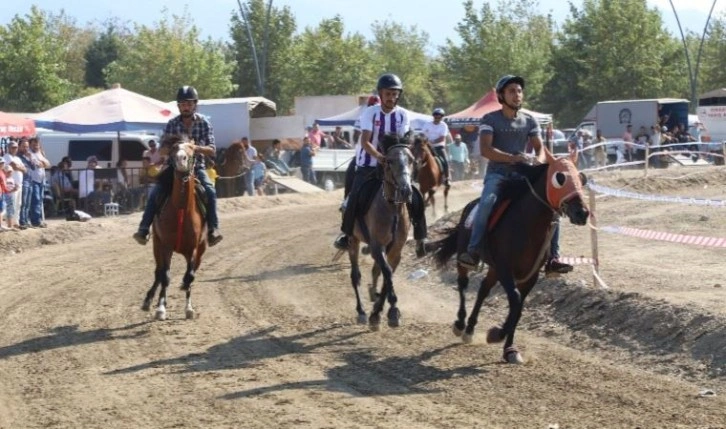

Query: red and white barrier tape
left=602, top=225, right=726, bottom=248
left=557, top=256, right=596, bottom=265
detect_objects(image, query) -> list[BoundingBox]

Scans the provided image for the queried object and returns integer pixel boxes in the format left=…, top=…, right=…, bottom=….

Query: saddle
left=464, top=199, right=512, bottom=233
left=353, top=176, right=382, bottom=219
left=156, top=178, right=208, bottom=219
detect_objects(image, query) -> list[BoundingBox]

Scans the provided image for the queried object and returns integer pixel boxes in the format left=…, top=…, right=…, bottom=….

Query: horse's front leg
left=384, top=248, right=403, bottom=329
left=181, top=258, right=196, bottom=320
left=155, top=253, right=172, bottom=321
left=443, top=184, right=450, bottom=213
left=463, top=267, right=498, bottom=343
left=485, top=270, right=525, bottom=362
left=499, top=275, right=539, bottom=364
left=369, top=262, right=381, bottom=302
left=368, top=244, right=391, bottom=331
left=348, top=239, right=366, bottom=324
left=452, top=263, right=470, bottom=337
left=142, top=275, right=161, bottom=312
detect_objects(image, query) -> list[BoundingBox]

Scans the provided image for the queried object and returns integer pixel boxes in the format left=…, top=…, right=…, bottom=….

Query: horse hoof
left=369, top=314, right=381, bottom=331
left=361, top=245, right=370, bottom=255
left=185, top=309, right=195, bottom=320
left=155, top=309, right=167, bottom=321
left=356, top=314, right=368, bottom=325
left=387, top=317, right=401, bottom=328
left=503, top=347, right=524, bottom=364
left=387, top=307, right=401, bottom=328
left=452, top=323, right=464, bottom=337
left=369, top=322, right=381, bottom=332
left=141, top=301, right=151, bottom=312
left=368, top=288, right=378, bottom=303
left=462, top=332, right=474, bottom=344
left=486, top=326, right=504, bottom=344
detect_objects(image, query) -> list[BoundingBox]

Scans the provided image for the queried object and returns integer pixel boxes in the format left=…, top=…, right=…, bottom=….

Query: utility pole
left=236, top=0, right=273, bottom=96
left=669, top=0, right=718, bottom=109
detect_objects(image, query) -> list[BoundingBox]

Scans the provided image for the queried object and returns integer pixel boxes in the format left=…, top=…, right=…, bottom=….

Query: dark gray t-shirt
left=479, top=110, right=540, bottom=175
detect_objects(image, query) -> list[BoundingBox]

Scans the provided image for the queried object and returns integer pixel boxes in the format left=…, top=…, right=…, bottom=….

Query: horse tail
left=430, top=197, right=480, bottom=268
left=429, top=227, right=459, bottom=268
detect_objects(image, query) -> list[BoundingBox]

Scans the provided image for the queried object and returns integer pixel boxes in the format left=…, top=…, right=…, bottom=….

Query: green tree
left=229, top=0, right=296, bottom=111
left=105, top=9, right=235, bottom=101
left=439, top=0, right=554, bottom=113
left=541, top=0, right=688, bottom=126
left=368, top=20, right=433, bottom=112
left=281, top=16, right=373, bottom=108
left=45, top=10, right=96, bottom=96
left=698, top=15, right=726, bottom=94
left=0, top=6, right=72, bottom=111
left=85, top=21, right=127, bottom=88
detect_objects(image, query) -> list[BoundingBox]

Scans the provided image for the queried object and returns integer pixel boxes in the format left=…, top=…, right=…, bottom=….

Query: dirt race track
left=1, top=166, right=726, bottom=429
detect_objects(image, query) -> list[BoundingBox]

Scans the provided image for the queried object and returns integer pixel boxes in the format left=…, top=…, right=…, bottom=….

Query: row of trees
left=2, top=0, right=726, bottom=126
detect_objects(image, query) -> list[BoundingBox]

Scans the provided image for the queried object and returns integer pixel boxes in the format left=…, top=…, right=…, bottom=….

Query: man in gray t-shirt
left=458, top=75, right=573, bottom=274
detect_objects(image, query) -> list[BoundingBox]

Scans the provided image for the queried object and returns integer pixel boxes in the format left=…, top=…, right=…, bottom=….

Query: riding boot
left=133, top=185, right=162, bottom=245
left=408, top=186, right=428, bottom=257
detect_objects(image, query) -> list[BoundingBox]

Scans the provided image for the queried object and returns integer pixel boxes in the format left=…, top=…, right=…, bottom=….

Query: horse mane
left=497, top=163, right=549, bottom=203
left=161, top=134, right=191, bottom=150
left=380, top=133, right=409, bottom=154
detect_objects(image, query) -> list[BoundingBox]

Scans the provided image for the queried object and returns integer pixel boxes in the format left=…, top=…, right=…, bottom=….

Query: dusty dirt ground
left=1, top=165, right=726, bottom=429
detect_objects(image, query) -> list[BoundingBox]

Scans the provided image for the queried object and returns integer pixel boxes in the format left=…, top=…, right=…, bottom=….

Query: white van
left=38, top=132, right=156, bottom=169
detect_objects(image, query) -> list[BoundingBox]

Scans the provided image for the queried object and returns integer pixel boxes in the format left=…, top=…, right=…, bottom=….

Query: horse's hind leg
left=452, top=263, right=470, bottom=337
left=428, top=190, right=436, bottom=218
left=444, top=184, right=450, bottom=213
left=348, top=242, right=367, bottom=324
left=462, top=267, right=498, bottom=344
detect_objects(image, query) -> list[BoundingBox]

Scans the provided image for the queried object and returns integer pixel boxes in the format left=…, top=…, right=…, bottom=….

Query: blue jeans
left=468, top=171, right=507, bottom=254
left=244, top=171, right=255, bottom=196
left=301, top=166, right=316, bottom=184
left=20, top=180, right=31, bottom=226
left=30, top=181, right=44, bottom=226
left=138, top=167, right=219, bottom=232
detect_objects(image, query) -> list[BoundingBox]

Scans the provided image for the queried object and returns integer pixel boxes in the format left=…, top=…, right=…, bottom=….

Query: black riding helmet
left=377, top=73, right=403, bottom=92
left=176, top=85, right=199, bottom=102
left=495, top=75, right=525, bottom=103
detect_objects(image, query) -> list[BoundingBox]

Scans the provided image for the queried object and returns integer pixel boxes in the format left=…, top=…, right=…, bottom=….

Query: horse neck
left=171, top=170, right=196, bottom=212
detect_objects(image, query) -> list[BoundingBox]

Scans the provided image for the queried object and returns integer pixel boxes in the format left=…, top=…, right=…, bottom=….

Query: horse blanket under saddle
left=464, top=200, right=511, bottom=232
left=157, top=179, right=208, bottom=220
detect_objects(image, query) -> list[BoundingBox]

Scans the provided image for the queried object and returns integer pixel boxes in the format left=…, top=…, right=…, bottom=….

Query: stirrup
left=457, top=251, right=479, bottom=270
left=133, top=230, right=149, bottom=245
left=208, top=230, right=223, bottom=247
left=334, top=235, right=349, bottom=251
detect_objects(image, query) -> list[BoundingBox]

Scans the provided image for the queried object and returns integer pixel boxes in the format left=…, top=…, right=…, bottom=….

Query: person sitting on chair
left=333, top=73, right=427, bottom=257
left=132, top=85, right=223, bottom=246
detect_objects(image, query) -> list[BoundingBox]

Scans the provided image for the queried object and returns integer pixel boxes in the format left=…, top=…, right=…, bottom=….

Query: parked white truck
left=574, top=98, right=690, bottom=163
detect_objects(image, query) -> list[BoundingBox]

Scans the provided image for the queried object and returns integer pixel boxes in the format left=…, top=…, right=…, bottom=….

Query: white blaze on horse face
left=174, top=145, right=190, bottom=172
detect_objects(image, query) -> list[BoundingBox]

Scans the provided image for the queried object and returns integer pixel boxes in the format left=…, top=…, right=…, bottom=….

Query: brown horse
left=427, top=150, right=590, bottom=363
left=217, top=141, right=250, bottom=197
left=347, top=134, right=414, bottom=330
left=142, top=135, right=206, bottom=321
left=411, top=134, right=450, bottom=216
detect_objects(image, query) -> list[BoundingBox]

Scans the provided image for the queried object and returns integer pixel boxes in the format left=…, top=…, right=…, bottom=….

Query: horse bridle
left=381, top=144, right=413, bottom=204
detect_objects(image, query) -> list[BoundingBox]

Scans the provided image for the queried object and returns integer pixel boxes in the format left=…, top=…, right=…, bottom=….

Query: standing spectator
left=18, top=139, right=33, bottom=229
left=240, top=137, right=257, bottom=196
left=622, top=124, right=633, bottom=162
left=0, top=159, right=8, bottom=230
left=300, top=136, right=317, bottom=184
left=4, top=140, right=25, bottom=228
left=593, top=129, right=607, bottom=168
left=27, top=137, right=50, bottom=228
left=447, top=135, right=469, bottom=181
left=307, top=122, right=328, bottom=149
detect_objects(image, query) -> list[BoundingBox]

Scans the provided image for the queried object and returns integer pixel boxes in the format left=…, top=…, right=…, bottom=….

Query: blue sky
left=2, top=0, right=723, bottom=49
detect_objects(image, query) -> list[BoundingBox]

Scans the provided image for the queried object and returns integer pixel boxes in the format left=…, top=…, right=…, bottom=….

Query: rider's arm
left=480, top=133, right=529, bottom=164
left=360, top=130, right=385, bottom=163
